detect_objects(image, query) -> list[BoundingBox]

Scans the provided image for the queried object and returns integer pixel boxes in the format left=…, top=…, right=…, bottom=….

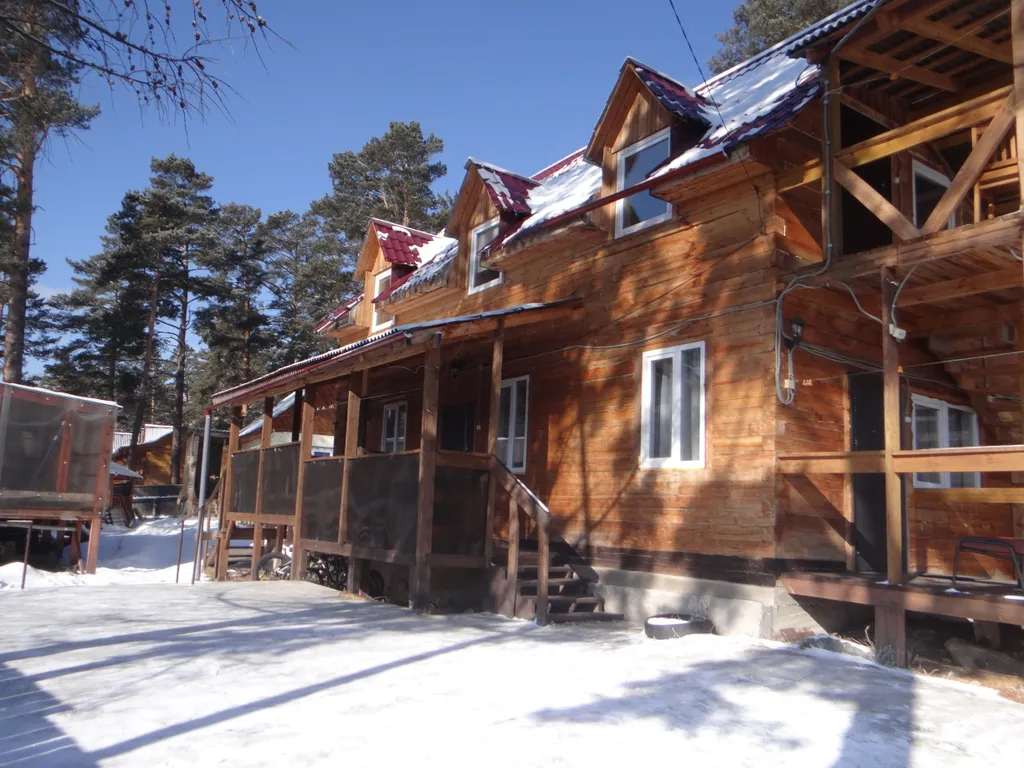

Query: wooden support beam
left=778, top=451, right=887, bottom=474
left=897, top=266, right=1022, bottom=307
left=216, top=405, right=243, bottom=581
left=250, top=396, right=274, bottom=579
left=885, top=12, right=1013, bottom=65
left=915, top=487, right=1024, bottom=504
left=484, top=321, right=504, bottom=568
left=778, top=87, right=1011, bottom=191
left=838, top=47, right=960, bottom=93
left=833, top=161, right=921, bottom=241
left=893, top=445, right=1024, bottom=473
left=290, top=388, right=302, bottom=442
left=84, top=516, right=101, bottom=575
left=291, top=386, right=316, bottom=580
left=880, top=268, right=905, bottom=588
left=411, top=345, right=440, bottom=610
left=536, top=520, right=550, bottom=627
left=338, top=370, right=366, bottom=547
left=506, top=494, right=519, bottom=616
left=922, top=96, right=1016, bottom=235
left=875, top=605, right=907, bottom=667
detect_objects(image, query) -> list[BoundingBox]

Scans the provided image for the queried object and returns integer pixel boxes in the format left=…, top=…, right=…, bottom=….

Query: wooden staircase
left=495, top=545, right=623, bottom=623
left=490, top=460, right=622, bottom=625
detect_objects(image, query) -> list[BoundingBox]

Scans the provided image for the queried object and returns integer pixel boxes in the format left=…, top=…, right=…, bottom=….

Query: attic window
left=616, top=128, right=672, bottom=238
left=469, top=218, right=502, bottom=294
left=372, top=270, right=394, bottom=331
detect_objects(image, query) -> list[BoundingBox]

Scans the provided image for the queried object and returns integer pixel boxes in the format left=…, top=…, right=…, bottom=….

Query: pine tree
left=264, top=209, right=355, bottom=367
left=0, top=3, right=97, bottom=383
left=313, top=121, right=451, bottom=243
left=191, top=202, right=274, bottom=420
left=708, top=0, right=848, bottom=74
left=140, top=156, right=218, bottom=482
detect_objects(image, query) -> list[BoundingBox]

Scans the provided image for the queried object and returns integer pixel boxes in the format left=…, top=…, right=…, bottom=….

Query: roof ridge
left=531, top=147, right=586, bottom=181
left=465, top=157, right=539, bottom=185
left=369, top=218, right=440, bottom=239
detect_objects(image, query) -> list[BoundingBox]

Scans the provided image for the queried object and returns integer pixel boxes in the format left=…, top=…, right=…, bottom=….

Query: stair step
left=547, top=612, right=625, bottom=623
left=518, top=578, right=579, bottom=588
left=517, top=565, right=573, bottom=578
left=547, top=595, right=602, bottom=605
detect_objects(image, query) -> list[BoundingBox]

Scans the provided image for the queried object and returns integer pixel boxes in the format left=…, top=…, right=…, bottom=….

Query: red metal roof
left=371, top=219, right=439, bottom=266
left=313, top=292, right=362, bottom=333
left=532, top=149, right=585, bottom=182
left=468, top=160, right=538, bottom=215
left=630, top=59, right=710, bottom=126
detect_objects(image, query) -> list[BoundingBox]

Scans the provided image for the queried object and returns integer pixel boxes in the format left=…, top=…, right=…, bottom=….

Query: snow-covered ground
left=2, top=581, right=1023, bottom=768
left=0, top=517, right=203, bottom=590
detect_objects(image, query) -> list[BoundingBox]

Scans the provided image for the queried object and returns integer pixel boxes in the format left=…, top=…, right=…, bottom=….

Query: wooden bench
left=953, top=536, right=1024, bottom=592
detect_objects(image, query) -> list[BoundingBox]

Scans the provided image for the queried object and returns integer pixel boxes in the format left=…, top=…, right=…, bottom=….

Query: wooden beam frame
left=778, top=87, right=1011, bottom=192
left=897, top=266, right=1022, bottom=306
left=838, top=47, right=960, bottom=93
left=411, top=344, right=440, bottom=609
left=291, top=386, right=316, bottom=579
left=249, top=396, right=274, bottom=578
left=879, top=8, right=1013, bottom=64
left=833, top=160, right=921, bottom=241
left=484, top=321, right=504, bottom=567
left=921, top=95, right=1016, bottom=235
left=338, top=370, right=366, bottom=548
left=779, top=451, right=886, bottom=474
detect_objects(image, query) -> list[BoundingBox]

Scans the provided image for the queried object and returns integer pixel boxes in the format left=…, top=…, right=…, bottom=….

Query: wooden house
left=209, top=0, right=1024, bottom=664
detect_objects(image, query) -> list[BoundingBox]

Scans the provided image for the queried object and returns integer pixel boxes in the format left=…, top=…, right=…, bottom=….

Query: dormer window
left=616, top=128, right=672, bottom=238
left=469, top=218, right=502, bottom=294
left=372, top=269, right=394, bottom=331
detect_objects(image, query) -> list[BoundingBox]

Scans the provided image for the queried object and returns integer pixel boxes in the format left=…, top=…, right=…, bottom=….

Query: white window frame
left=911, top=393, right=980, bottom=489
left=616, top=127, right=673, bottom=239
left=469, top=218, right=502, bottom=295
left=639, top=341, right=706, bottom=470
left=495, top=375, right=529, bottom=474
left=381, top=400, right=407, bottom=453
left=911, top=161, right=956, bottom=230
left=371, top=269, right=395, bottom=331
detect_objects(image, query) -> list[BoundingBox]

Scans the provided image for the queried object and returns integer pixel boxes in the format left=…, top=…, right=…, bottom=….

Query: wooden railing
left=491, top=460, right=552, bottom=625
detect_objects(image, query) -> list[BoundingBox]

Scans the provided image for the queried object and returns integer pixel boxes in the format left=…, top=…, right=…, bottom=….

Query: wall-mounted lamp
left=785, top=315, right=805, bottom=350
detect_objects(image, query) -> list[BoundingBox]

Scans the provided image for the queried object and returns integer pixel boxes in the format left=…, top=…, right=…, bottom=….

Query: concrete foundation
left=591, top=567, right=867, bottom=639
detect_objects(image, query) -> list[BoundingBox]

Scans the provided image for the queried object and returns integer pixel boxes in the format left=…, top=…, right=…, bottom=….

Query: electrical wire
left=830, top=281, right=883, bottom=324
left=890, top=263, right=919, bottom=331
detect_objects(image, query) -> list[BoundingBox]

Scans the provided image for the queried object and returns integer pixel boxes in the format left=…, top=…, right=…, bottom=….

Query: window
left=372, top=270, right=394, bottom=331
left=440, top=403, right=475, bottom=453
left=616, top=128, right=672, bottom=238
left=911, top=394, right=980, bottom=488
left=381, top=401, right=407, bottom=453
left=640, top=342, right=705, bottom=469
left=494, top=376, right=528, bottom=473
left=912, top=161, right=955, bottom=230
left=469, top=219, right=502, bottom=294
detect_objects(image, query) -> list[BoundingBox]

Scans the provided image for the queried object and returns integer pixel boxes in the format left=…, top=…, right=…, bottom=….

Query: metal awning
left=211, top=300, right=581, bottom=409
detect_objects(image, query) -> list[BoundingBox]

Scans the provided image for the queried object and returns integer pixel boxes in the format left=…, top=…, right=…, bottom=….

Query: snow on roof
left=240, top=391, right=295, bottom=436
left=371, top=219, right=439, bottom=267
left=467, top=158, right=538, bottom=215
left=314, top=293, right=362, bottom=334
left=502, top=152, right=602, bottom=247
left=651, top=48, right=819, bottom=180
left=380, top=239, right=458, bottom=304
left=531, top=148, right=586, bottom=182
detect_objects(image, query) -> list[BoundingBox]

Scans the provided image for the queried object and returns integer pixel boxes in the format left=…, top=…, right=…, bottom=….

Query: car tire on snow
left=644, top=613, right=714, bottom=640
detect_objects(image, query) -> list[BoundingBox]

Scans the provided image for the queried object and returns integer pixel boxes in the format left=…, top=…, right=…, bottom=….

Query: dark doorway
left=440, top=403, right=475, bottom=452
left=849, top=373, right=887, bottom=573
left=841, top=106, right=893, bottom=255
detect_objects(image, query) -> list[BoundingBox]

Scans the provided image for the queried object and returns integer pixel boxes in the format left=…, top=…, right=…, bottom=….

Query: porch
left=208, top=301, right=603, bottom=622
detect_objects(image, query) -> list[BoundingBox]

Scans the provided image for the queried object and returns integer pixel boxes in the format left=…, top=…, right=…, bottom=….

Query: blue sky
left=33, top=0, right=738, bottom=302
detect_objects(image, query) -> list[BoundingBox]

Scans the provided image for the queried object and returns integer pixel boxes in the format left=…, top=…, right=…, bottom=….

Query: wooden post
left=411, top=344, right=441, bottom=610
left=333, top=384, right=346, bottom=456
left=70, top=521, right=82, bottom=569
left=485, top=321, right=504, bottom=566
left=338, top=371, right=366, bottom=547
left=216, top=405, right=243, bottom=581
left=347, top=555, right=363, bottom=595
left=84, top=515, right=101, bottom=574
left=536, top=521, right=550, bottom=626
left=822, top=56, right=843, bottom=260
left=291, top=388, right=302, bottom=442
left=1015, top=0, right=1024, bottom=537
left=506, top=495, right=519, bottom=615
left=249, top=396, right=274, bottom=578
left=291, top=386, right=316, bottom=580
left=879, top=266, right=907, bottom=666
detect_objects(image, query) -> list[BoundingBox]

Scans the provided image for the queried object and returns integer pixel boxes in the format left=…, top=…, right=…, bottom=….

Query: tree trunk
left=3, top=58, right=38, bottom=385
left=170, top=283, right=188, bottom=484
left=128, top=274, right=160, bottom=472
